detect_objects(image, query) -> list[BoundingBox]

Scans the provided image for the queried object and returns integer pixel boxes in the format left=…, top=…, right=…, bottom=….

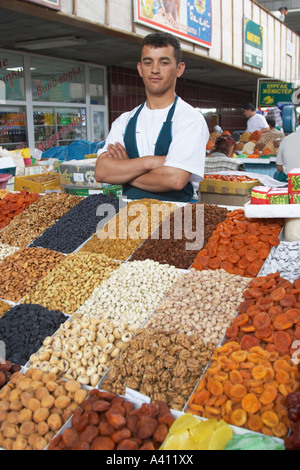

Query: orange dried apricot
left=248, top=414, right=263, bottom=432
left=259, top=386, right=278, bottom=405
left=273, top=313, right=294, bottom=331
left=229, top=370, right=244, bottom=385
left=231, top=409, right=247, bottom=427
left=252, top=365, right=267, bottom=380
left=230, top=350, right=248, bottom=363
left=241, top=393, right=261, bottom=413
left=229, top=384, right=247, bottom=400
left=208, top=380, right=224, bottom=397
left=193, top=390, right=210, bottom=405
left=275, top=369, right=290, bottom=384
left=261, top=411, right=279, bottom=428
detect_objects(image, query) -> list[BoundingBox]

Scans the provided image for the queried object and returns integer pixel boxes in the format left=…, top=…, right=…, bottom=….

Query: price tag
left=125, top=387, right=151, bottom=406
left=73, top=173, right=84, bottom=183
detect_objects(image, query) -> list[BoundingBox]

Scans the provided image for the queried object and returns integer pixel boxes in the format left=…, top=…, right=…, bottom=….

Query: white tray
left=244, top=201, right=300, bottom=218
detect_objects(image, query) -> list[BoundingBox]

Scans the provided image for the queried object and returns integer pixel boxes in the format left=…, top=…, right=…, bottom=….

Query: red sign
left=21, top=0, right=61, bottom=10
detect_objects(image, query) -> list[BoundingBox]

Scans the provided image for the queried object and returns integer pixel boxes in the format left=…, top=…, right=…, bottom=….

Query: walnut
left=179, top=348, right=191, bottom=361
left=125, top=378, right=140, bottom=390
left=187, top=358, right=201, bottom=372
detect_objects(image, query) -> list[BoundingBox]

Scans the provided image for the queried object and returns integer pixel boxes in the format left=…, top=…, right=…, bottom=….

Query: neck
left=145, top=91, right=177, bottom=110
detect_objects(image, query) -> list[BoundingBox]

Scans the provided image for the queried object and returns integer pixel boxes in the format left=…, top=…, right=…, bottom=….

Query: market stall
left=0, top=185, right=299, bottom=451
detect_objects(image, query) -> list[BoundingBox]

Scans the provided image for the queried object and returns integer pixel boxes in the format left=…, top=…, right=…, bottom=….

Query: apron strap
left=123, top=102, right=145, bottom=159
left=154, top=95, right=178, bottom=156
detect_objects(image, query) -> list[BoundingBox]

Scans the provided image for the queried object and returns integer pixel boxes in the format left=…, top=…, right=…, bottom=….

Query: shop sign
left=134, top=0, right=212, bottom=48
left=244, top=18, right=263, bottom=69
left=258, top=80, right=295, bottom=107
left=21, top=0, right=61, bottom=10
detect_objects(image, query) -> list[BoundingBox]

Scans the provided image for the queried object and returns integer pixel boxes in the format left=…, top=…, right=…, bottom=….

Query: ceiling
left=285, top=10, right=300, bottom=35
left=0, top=2, right=290, bottom=95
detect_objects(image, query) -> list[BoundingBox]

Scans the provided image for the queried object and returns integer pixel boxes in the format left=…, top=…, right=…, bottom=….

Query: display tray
left=244, top=201, right=300, bottom=218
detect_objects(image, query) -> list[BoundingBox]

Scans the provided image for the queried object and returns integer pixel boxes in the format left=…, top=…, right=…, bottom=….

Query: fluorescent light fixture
left=15, top=36, right=87, bottom=50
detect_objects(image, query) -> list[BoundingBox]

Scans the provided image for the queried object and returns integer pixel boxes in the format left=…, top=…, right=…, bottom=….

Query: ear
left=176, top=61, right=185, bottom=78
left=137, top=62, right=143, bottom=78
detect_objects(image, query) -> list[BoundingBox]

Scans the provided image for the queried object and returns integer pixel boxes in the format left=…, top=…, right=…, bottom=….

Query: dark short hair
left=214, top=135, right=236, bottom=156
left=266, top=117, right=276, bottom=128
left=242, top=103, right=256, bottom=112
left=140, top=32, right=182, bottom=65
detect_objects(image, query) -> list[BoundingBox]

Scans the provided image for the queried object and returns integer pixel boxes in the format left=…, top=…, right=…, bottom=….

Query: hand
left=106, top=142, right=129, bottom=160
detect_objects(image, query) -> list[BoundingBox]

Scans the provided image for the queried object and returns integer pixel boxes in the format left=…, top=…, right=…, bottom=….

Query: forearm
left=129, top=167, right=191, bottom=193
left=95, top=155, right=150, bottom=184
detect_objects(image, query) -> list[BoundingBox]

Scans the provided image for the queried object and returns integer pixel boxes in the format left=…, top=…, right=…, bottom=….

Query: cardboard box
left=58, top=158, right=105, bottom=188
left=288, top=168, right=300, bottom=194
left=198, top=192, right=251, bottom=207
left=199, top=178, right=260, bottom=196
left=251, top=186, right=270, bottom=205
left=290, top=192, right=300, bottom=204
left=64, top=185, right=123, bottom=198
left=268, top=188, right=289, bottom=205
left=0, top=156, right=16, bottom=176
left=14, top=172, right=62, bottom=193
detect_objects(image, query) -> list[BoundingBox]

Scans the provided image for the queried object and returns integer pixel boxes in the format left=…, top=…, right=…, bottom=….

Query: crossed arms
left=94, top=142, right=191, bottom=192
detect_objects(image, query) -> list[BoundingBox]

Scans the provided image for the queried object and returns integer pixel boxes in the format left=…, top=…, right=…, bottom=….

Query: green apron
left=123, top=96, right=194, bottom=202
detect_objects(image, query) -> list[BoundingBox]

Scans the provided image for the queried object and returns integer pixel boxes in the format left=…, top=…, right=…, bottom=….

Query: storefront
left=0, top=49, right=108, bottom=153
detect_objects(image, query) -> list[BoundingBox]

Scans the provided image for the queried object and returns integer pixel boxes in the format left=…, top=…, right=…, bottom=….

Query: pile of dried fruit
left=186, top=341, right=300, bottom=438
left=0, top=193, right=83, bottom=248
left=0, top=191, right=39, bottom=229
left=225, top=273, right=300, bottom=355
left=192, top=209, right=283, bottom=278
left=49, top=390, right=175, bottom=450
left=130, top=204, right=228, bottom=269
left=0, top=247, right=65, bottom=302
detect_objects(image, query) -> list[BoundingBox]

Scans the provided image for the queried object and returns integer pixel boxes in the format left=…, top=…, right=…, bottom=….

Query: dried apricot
left=248, top=414, right=263, bottom=432
left=273, top=313, right=294, bottom=331
left=261, top=411, right=279, bottom=428
left=231, top=409, right=247, bottom=427
left=208, top=380, right=224, bottom=397
left=270, top=287, right=286, bottom=302
left=253, top=312, right=271, bottom=331
left=241, top=393, right=261, bottom=413
left=193, top=390, right=210, bottom=405
left=252, top=365, right=267, bottom=380
left=259, top=387, right=278, bottom=405
left=240, top=335, right=260, bottom=351
left=229, top=384, right=247, bottom=399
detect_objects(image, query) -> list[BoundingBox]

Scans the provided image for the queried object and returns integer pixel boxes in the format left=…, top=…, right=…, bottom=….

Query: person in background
left=205, top=135, right=246, bottom=173
left=272, top=7, right=288, bottom=21
left=213, top=125, right=223, bottom=135
left=242, top=103, right=269, bottom=134
left=255, top=117, right=285, bottom=151
left=95, top=32, right=209, bottom=202
left=276, top=126, right=300, bottom=176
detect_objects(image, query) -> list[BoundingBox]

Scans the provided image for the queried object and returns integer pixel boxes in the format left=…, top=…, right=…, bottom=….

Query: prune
left=62, top=428, right=80, bottom=448
left=288, top=407, right=300, bottom=422
left=91, top=436, right=115, bottom=450
left=80, top=425, right=99, bottom=444
left=284, top=432, right=300, bottom=451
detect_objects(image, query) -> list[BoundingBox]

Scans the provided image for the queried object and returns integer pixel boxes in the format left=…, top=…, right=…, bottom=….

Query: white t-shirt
left=276, top=129, right=300, bottom=174
left=98, top=97, right=209, bottom=197
left=246, top=114, right=269, bottom=133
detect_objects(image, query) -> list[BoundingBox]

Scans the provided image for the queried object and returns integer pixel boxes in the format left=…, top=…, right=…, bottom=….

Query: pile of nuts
left=0, top=193, right=83, bottom=248
left=259, top=241, right=300, bottom=283
left=27, top=175, right=58, bottom=183
left=0, top=244, right=19, bottom=262
left=49, top=390, right=175, bottom=450
left=101, top=329, right=215, bottom=410
left=21, top=253, right=120, bottom=315
left=29, top=316, right=137, bottom=387
left=0, top=369, right=89, bottom=450
left=76, top=260, right=182, bottom=327
left=130, top=203, right=228, bottom=269
left=80, top=198, right=177, bottom=261
left=145, top=268, right=251, bottom=346
left=0, top=247, right=65, bottom=302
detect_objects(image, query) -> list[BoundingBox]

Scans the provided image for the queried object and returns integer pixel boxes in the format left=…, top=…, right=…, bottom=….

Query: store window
left=0, top=107, right=27, bottom=150
left=30, top=56, right=85, bottom=103
left=34, top=106, right=87, bottom=151
left=0, top=52, right=25, bottom=102
left=89, top=67, right=105, bottom=105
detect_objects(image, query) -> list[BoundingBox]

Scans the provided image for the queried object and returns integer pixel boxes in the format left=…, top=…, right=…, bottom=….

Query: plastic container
left=0, top=174, right=13, bottom=189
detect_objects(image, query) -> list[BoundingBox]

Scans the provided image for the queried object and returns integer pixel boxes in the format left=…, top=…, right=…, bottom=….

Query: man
left=95, top=32, right=209, bottom=202
left=276, top=127, right=300, bottom=175
left=242, top=103, right=269, bottom=134
left=272, top=7, right=288, bottom=21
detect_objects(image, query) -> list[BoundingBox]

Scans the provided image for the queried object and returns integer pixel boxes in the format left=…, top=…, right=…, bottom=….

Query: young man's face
left=137, top=44, right=185, bottom=97
left=243, top=108, right=254, bottom=118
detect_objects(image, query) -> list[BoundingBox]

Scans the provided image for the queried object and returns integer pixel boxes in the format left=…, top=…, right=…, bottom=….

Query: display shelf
left=244, top=201, right=300, bottom=218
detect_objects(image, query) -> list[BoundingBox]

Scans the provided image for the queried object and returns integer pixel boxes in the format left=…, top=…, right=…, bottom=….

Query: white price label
left=124, top=388, right=151, bottom=406
left=73, top=173, right=84, bottom=182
